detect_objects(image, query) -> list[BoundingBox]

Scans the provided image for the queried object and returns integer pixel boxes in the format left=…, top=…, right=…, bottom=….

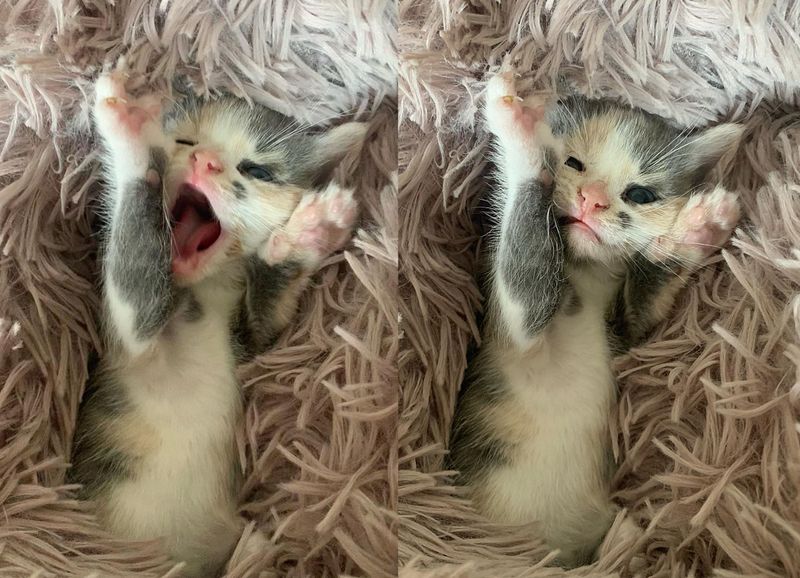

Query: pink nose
left=191, top=149, right=224, bottom=174
left=578, top=181, right=610, bottom=213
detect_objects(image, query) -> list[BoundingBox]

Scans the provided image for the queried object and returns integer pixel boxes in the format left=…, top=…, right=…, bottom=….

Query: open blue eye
left=246, top=166, right=272, bottom=181
left=624, top=186, right=658, bottom=204
left=237, top=161, right=273, bottom=182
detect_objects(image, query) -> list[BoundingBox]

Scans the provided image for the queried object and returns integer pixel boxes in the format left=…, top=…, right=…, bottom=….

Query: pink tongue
left=173, top=205, right=221, bottom=259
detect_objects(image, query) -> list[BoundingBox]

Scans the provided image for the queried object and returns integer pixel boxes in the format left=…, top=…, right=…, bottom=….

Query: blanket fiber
left=399, top=1, right=800, bottom=577
left=0, top=1, right=396, bottom=576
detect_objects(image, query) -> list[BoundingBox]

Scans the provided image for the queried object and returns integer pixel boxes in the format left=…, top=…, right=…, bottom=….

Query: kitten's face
left=547, top=98, right=741, bottom=265
left=160, top=97, right=364, bottom=283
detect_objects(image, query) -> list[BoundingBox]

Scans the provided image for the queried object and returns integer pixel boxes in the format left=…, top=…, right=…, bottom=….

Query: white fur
left=104, top=280, right=149, bottom=357
left=494, top=273, right=540, bottom=351
left=484, top=73, right=549, bottom=187
left=484, top=266, right=623, bottom=564
left=103, top=272, right=247, bottom=575
left=93, top=69, right=173, bottom=220
left=263, top=183, right=358, bottom=269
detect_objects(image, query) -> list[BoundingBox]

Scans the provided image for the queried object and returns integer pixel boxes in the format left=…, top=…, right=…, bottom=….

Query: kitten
left=448, top=71, right=742, bottom=567
left=69, top=62, right=366, bottom=577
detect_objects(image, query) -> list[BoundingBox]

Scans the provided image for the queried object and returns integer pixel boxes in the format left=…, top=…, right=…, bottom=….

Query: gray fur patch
left=232, top=180, right=246, bottom=199
left=106, top=146, right=177, bottom=341
left=608, top=254, right=675, bottom=350
left=183, top=291, right=203, bottom=322
left=233, top=257, right=299, bottom=361
left=209, top=97, right=314, bottom=185
left=617, top=211, right=631, bottom=228
left=69, top=367, right=136, bottom=499
left=563, top=283, right=583, bottom=316
left=448, top=354, right=510, bottom=485
left=496, top=177, right=565, bottom=338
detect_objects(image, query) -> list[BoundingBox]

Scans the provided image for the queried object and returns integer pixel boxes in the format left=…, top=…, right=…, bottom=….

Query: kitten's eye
left=238, top=161, right=274, bottom=182
left=175, top=139, right=196, bottom=146
left=623, top=186, right=658, bottom=204
left=247, top=166, right=272, bottom=181
left=565, top=156, right=584, bottom=171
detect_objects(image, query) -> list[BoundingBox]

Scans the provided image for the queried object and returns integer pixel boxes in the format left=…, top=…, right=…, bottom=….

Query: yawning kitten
left=69, top=62, right=366, bottom=576
left=448, top=71, right=742, bottom=567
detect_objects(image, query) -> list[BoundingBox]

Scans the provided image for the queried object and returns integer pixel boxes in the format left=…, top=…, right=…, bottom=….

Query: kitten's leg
left=485, top=72, right=564, bottom=349
left=94, top=66, right=177, bottom=357
left=236, top=183, right=357, bottom=359
left=614, top=187, right=740, bottom=347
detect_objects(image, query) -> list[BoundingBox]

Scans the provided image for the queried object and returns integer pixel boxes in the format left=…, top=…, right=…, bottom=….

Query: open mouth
left=170, top=184, right=222, bottom=262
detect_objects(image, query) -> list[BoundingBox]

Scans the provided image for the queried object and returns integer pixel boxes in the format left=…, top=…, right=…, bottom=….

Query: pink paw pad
left=262, top=185, right=358, bottom=269
left=661, top=188, right=741, bottom=263
left=95, top=64, right=162, bottom=139
left=104, top=100, right=154, bottom=135
left=485, top=71, right=545, bottom=139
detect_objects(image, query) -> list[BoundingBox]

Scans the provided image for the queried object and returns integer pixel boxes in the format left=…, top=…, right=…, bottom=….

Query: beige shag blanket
left=399, top=1, right=800, bottom=577
left=0, top=1, right=396, bottom=576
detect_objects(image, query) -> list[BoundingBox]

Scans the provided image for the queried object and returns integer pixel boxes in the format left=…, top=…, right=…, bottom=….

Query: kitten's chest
left=124, top=308, right=240, bottom=425
left=493, top=269, right=621, bottom=438
left=106, top=308, right=241, bottom=531
left=478, top=302, right=616, bottom=523
left=500, top=307, right=613, bottom=411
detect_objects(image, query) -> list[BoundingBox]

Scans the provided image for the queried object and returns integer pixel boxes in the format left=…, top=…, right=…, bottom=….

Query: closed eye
left=237, top=160, right=274, bottom=182
left=623, top=186, right=659, bottom=204
left=175, top=139, right=196, bottom=146
left=565, top=156, right=584, bottom=172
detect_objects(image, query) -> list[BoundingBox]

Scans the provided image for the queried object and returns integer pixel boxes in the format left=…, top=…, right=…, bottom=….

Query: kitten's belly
left=478, top=307, right=616, bottom=549
left=103, top=313, right=241, bottom=558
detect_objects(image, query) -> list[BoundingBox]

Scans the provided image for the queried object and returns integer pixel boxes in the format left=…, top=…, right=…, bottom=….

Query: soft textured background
left=0, top=1, right=397, bottom=576
left=399, top=1, right=800, bottom=577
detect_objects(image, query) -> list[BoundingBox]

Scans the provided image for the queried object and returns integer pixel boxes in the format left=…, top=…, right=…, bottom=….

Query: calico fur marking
left=71, top=370, right=136, bottom=499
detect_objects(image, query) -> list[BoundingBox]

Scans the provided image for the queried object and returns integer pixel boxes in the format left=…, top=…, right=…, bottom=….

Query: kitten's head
left=160, top=96, right=365, bottom=283
left=546, top=97, right=742, bottom=264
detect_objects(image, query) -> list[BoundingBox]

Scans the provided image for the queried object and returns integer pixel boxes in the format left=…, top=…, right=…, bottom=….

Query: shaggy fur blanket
left=0, top=1, right=396, bottom=577
left=399, top=1, right=800, bottom=577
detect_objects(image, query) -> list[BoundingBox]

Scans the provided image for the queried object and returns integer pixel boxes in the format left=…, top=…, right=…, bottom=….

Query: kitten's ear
left=306, top=122, right=368, bottom=184
left=684, top=123, right=744, bottom=179
left=315, top=122, right=368, bottom=159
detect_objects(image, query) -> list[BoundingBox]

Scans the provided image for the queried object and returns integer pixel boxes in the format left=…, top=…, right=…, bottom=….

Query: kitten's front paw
left=94, top=60, right=163, bottom=147
left=261, top=183, right=358, bottom=270
left=653, top=187, right=741, bottom=265
left=484, top=71, right=546, bottom=141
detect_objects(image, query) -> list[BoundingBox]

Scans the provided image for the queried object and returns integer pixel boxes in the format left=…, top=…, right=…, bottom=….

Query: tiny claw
left=502, top=95, right=516, bottom=104
left=105, top=96, right=127, bottom=105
